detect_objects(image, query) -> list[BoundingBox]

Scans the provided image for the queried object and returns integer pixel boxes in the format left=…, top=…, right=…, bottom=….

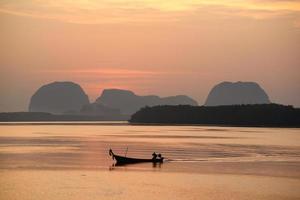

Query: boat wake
left=165, top=158, right=209, bottom=162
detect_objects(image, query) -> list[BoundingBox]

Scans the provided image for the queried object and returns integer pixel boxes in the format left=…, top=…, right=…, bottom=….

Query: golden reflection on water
left=0, top=124, right=300, bottom=199
left=1, top=170, right=300, bottom=200
left=1, top=124, right=300, bottom=168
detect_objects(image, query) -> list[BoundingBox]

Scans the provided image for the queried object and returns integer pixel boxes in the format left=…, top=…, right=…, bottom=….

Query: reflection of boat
left=109, top=149, right=164, bottom=165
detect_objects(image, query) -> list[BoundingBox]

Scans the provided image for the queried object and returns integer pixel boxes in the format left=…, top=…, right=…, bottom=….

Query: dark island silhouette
left=2, top=80, right=299, bottom=126
left=29, top=81, right=89, bottom=114
left=96, top=89, right=198, bottom=115
left=205, top=81, right=270, bottom=106
left=129, top=104, right=300, bottom=127
left=3, top=81, right=197, bottom=121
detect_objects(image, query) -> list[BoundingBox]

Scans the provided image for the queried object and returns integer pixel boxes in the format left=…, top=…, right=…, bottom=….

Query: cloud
left=0, top=0, right=299, bottom=24
left=42, top=68, right=162, bottom=77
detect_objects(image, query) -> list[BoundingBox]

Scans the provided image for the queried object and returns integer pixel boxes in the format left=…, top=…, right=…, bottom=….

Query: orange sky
left=0, top=0, right=300, bottom=111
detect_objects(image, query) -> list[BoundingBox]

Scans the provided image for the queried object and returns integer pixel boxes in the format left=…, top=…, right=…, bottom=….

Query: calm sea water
left=0, top=122, right=300, bottom=200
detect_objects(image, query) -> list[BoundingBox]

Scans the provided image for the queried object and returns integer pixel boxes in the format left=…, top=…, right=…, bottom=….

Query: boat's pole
left=125, top=147, right=128, bottom=157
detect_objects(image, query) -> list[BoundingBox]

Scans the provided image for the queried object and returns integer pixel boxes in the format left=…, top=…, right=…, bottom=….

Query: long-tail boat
left=109, top=149, right=164, bottom=165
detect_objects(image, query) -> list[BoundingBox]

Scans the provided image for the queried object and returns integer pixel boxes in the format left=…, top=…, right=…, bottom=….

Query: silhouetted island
left=29, top=81, right=89, bottom=114
left=205, top=81, right=270, bottom=106
left=28, top=82, right=198, bottom=117
left=130, top=104, right=300, bottom=127
left=96, top=89, right=198, bottom=115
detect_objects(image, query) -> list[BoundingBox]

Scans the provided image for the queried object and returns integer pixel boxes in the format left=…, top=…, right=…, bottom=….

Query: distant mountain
left=80, top=103, right=121, bottom=116
left=29, top=81, right=89, bottom=114
left=205, top=81, right=270, bottom=106
left=95, top=89, right=198, bottom=115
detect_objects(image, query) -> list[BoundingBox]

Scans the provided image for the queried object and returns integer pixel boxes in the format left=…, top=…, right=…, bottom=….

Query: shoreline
left=0, top=121, right=299, bottom=128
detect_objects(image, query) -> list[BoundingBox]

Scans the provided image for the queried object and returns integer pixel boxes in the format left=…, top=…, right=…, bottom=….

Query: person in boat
left=157, top=153, right=163, bottom=160
left=152, top=152, right=157, bottom=160
left=109, top=149, right=115, bottom=160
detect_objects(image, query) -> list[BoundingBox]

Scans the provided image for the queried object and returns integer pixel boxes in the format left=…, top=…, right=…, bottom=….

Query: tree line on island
left=129, top=104, right=300, bottom=127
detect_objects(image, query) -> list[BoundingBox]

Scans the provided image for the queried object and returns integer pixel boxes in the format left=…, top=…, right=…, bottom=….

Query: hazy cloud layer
left=0, top=0, right=299, bottom=24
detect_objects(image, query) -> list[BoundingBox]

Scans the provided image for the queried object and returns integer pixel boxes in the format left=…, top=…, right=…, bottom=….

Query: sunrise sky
left=0, top=0, right=300, bottom=111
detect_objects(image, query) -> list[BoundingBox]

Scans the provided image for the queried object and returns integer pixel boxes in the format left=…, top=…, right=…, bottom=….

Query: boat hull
left=109, top=149, right=164, bottom=165
left=114, top=154, right=164, bottom=164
